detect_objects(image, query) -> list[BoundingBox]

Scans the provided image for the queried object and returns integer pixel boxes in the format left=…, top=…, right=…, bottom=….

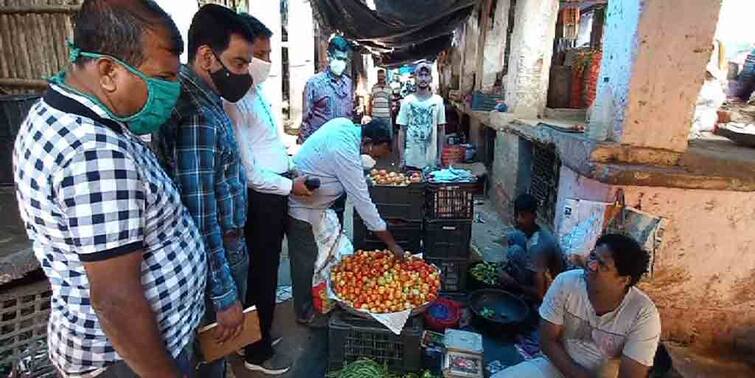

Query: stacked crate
left=0, top=279, right=52, bottom=371
left=352, top=180, right=425, bottom=253
left=422, top=183, right=475, bottom=292
left=0, top=95, right=41, bottom=185
left=328, top=310, right=423, bottom=373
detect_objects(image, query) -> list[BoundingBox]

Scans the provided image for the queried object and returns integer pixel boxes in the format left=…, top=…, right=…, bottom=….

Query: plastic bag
left=311, top=209, right=353, bottom=314
left=557, top=199, right=611, bottom=267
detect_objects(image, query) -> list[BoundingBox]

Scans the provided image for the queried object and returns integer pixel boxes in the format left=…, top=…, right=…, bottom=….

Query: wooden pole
left=0, top=4, right=80, bottom=14
left=0, top=14, right=10, bottom=78
left=0, top=78, right=49, bottom=89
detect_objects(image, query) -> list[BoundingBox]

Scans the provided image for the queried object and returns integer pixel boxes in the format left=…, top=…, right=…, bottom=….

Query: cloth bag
left=311, top=209, right=353, bottom=314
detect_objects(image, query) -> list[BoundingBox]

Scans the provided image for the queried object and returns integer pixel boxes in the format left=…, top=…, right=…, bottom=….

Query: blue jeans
left=196, top=237, right=249, bottom=377
left=507, top=229, right=528, bottom=250
left=504, top=230, right=531, bottom=287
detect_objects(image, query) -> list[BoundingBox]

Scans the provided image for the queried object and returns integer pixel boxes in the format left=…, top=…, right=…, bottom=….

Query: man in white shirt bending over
left=494, top=234, right=661, bottom=378
left=224, top=14, right=312, bottom=376
left=288, top=118, right=405, bottom=325
left=397, top=61, right=446, bottom=170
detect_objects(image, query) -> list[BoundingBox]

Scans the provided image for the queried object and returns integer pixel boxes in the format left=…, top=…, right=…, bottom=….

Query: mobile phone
left=305, top=177, right=321, bottom=191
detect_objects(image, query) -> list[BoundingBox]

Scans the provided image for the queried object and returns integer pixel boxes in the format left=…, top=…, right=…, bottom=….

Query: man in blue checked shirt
left=154, top=4, right=255, bottom=377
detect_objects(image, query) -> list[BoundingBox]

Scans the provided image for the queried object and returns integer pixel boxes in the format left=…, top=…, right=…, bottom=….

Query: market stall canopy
left=312, top=0, right=480, bottom=65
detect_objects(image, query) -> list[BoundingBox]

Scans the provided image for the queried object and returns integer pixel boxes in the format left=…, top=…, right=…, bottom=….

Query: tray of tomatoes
left=330, top=250, right=441, bottom=316
left=368, top=169, right=423, bottom=186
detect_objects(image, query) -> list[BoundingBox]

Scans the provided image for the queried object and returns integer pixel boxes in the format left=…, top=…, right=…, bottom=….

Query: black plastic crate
left=352, top=215, right=422, bottom=253
left=423, top=219, right=472, bottom=259
left=471, top=91, right=505, bottom=111
left=0, top=95, right=40, bottom=138
left=424, top=257, right=469, bottom=292
left=328, top=311, right=423, bottom=373
left=0, top=279, right=52, bottom=370
left=439, top=291, right=470, bottom=306
left=369, top=182, right=425, bottom=221
left=425, top=183, right=475, bottom=220
left=0, top=95, right=40, bottom=185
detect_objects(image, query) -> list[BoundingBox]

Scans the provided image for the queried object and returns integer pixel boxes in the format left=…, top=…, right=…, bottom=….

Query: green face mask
left=53, top=45, right=181, bottom=135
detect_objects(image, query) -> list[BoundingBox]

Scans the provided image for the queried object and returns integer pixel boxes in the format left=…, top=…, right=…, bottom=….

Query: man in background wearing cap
left=397, top=61, right=446, bottom=170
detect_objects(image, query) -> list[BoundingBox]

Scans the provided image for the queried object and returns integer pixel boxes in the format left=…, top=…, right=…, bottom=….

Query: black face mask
left=209, top=51, right=253, bottom=103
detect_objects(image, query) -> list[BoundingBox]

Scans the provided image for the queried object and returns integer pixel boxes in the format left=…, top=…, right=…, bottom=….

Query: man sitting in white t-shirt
left=494, top=234, right=661, bottom=378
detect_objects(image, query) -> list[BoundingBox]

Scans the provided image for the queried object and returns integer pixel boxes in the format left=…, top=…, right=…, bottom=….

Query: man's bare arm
left=84, top=252, right=180, bottom=377
left=437, top=123, right=446, bottom=166
left=374, top=230, right=405, bottom=258
left=540, top=319, right=593, bottom=378
left=618, top=355, right=651, bottom=378
left=521, top=271, right=548, bottom=300
left=397, top=127, right=405, bottom=167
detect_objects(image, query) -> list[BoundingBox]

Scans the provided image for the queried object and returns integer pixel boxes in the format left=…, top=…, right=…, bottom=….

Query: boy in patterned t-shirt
left=397, top=61, right=446, bottom=170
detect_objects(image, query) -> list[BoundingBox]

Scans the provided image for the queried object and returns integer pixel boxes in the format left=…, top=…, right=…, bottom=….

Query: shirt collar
left=45, top=83, right=128, bottom=134
left=180, top=64, right=222, bottom=106
left=48, top=74, right=116, bottom=121
left=326, top=68, right=346, bottom=83
left=250, top=85, right=263, bottom=98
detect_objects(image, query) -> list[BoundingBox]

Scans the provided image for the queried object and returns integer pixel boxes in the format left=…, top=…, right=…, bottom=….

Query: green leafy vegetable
left=327, top=359, right=439, bottom=378
left=480, top=307, right=495, bottom=319
left=470, top=262, right=501, bottom=285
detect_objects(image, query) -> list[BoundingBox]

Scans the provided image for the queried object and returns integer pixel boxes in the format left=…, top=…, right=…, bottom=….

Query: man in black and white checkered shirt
left=13, top=1, right=206, bottom=376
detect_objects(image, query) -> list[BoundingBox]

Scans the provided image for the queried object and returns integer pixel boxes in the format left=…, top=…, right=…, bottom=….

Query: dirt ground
left=227, top=301, right=328, bottom=378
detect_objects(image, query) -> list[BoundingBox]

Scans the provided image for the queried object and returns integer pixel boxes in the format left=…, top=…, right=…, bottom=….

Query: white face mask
left=330, top=59, right=347, bottom=76
left=249, top=57, right=272, bottom=85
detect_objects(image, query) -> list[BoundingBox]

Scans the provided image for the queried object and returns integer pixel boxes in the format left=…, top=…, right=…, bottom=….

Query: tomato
left=333, top=249, right=439, bottom=314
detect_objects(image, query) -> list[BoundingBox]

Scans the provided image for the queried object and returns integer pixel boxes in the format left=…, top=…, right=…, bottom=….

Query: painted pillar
left=288, top=0, right=316, bottom=132
left=478, top=0, right=511, bottom=91
left=588, top=0, right=723, bottom=152
left=474, top=0, right=494, bottom=91
left=504, top=0, right=559, bottom=119
left=460, top=15, right=480, bottom=94
left=248, top=0, right=284, bottom=130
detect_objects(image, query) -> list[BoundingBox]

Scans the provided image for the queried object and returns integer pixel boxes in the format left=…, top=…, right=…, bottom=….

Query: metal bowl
left=718, top=123, right=755, bottom=148
left=334, top=295, right=436, bottom=319
left=469, top=289, right=530, bottom=338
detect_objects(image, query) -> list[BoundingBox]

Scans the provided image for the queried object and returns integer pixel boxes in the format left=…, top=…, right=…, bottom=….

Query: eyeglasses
left=587, top=248, right=610, bottom=272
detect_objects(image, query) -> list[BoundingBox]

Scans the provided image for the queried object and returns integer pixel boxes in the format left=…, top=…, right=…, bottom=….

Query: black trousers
left=94, top=345, right=194, bottom=377
left=244, top=188, right=287, bottom=363
left=332, top=193, right=347, bottom=225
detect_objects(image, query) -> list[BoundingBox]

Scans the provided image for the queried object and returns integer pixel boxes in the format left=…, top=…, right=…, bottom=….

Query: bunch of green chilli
left=328, top=359, right=437, bottom=378
left=470, top=262, right=501, bottom=285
